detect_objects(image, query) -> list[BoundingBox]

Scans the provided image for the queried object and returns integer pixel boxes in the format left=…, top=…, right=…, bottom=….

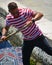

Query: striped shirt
left=6, top=8, right=42, bottom=40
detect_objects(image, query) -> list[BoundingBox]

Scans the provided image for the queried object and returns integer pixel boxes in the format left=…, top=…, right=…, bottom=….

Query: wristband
left=32, top=19, right=35, bottom=23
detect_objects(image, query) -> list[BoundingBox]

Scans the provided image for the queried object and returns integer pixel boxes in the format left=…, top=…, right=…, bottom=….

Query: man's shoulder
left=6, top=13, right=14, bottom=20
left=20, top=8, right=32, bottom=12
left=18, top=8, right=28, bottom=11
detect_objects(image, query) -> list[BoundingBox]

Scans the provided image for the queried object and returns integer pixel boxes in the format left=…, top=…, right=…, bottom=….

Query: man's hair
left=8, top=2, right=18, bottom=11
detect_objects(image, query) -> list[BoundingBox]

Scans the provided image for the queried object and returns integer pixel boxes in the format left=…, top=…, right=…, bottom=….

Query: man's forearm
left=32, top=12, right=43, bottom=22
left=2, top=27, right=8, bottom=36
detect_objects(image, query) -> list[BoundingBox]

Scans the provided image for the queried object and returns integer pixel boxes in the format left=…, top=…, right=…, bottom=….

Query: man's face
left=10, top=8, right=19, bottom=18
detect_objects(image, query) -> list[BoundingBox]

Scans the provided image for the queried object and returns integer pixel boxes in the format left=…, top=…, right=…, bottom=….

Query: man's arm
left=2, top=26, right=9, bottom=36
left=32, top=12, right=43, bottom=22
left=1, top=26, right=10, bottom=40
left=26, top=11, right=43, bottom=25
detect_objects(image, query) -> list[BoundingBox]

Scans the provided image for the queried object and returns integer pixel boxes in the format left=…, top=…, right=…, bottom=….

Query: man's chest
left=12, top=13, right=30, bottom=28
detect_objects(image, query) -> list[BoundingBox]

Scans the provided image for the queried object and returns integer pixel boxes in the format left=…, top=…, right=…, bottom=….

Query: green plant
left=30, top=58, right=36, bottom=65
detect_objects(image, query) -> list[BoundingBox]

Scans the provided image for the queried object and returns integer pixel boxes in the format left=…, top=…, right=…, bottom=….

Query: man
left=1, top=2, right=52, bottom=65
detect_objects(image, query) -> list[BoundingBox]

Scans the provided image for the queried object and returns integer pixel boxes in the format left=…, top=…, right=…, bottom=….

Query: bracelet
left=32, top=19, right=35, bottom=23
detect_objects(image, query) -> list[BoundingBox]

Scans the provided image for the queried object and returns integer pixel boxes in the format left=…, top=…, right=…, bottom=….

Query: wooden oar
left=0, top=22, right=32, bottom=42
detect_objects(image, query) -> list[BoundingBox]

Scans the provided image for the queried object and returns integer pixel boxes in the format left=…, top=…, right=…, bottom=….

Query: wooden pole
left=0, top=22, right=32, bottom=42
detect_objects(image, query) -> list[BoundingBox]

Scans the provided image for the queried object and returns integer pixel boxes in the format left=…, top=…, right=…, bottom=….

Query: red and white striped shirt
left=6, top=8, right=42, bottom=40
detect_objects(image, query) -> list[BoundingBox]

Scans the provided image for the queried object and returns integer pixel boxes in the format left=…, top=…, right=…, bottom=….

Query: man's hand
left=1, top=36, right=7, bottom=41
left=1, top=26, right=10, bottom=42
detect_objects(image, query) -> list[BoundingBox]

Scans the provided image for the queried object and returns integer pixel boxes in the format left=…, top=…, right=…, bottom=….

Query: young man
left=1, top=2, right=52, bottom=65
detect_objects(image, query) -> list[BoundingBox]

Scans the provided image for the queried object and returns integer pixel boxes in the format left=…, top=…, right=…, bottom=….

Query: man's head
left=8, top=2, right=19, bottom=17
